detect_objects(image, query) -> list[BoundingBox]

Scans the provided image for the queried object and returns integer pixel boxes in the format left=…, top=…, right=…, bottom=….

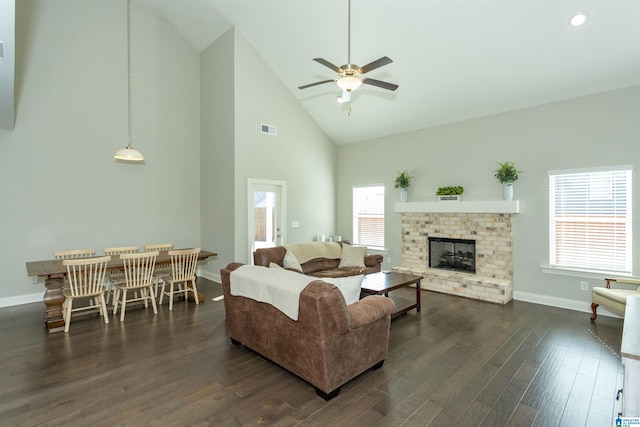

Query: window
left=549, top=166, right=632, bottom=275
left=353, top=185, right=385, bottom=249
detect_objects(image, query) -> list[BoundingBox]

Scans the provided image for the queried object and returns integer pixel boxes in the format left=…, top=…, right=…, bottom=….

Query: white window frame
left=547, top=165, right=632, bottom=276
left=352, top=184, right=385, bottom=250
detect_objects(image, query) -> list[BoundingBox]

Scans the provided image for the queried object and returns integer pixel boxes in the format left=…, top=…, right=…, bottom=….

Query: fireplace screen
left=428, top=237, right=476, bottom=273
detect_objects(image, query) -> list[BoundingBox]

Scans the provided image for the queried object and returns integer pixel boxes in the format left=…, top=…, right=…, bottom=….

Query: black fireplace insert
left=428, top=237, right=476, bottom=273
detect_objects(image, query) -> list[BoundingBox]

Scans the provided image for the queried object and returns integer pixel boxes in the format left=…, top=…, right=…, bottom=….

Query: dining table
left=25, top=249, right=217, bottom=334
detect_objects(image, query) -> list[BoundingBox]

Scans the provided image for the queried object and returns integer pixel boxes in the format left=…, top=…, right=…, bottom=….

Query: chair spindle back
left=63, top=256, right=111, bottom=297
left=169, top=248, right=200, bottom=281
left=121, top=251, right=158, bottom=288
left=54, top=249, right=96, bottom=260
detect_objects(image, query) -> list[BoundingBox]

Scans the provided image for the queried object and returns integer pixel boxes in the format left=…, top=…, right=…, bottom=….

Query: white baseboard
left=198, top=268, right=220, bottom=284
left=0, top=282, right=618, bottom=319
left=1, top=270, right=221, bottom=309
left=513, top=290, right=621, bottom=318
left=0, top=292, right=44, bottom=308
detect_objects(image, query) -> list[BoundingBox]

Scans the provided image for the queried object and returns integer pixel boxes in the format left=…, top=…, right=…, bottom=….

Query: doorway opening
left=248, top=179, right=286, bottom=262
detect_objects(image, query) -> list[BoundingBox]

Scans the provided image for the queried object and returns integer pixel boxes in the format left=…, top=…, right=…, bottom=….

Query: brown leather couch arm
left=347, top=295, right=395, bottom=329
left=253, top=246, right=287, bottom=267
left=223, top=262, right=244, bottom=273
left=365, top=254, right=383, bottom=268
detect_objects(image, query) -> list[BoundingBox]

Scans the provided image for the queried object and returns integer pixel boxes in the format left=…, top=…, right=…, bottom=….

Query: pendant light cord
left=127, top=0, right=132, bottom=148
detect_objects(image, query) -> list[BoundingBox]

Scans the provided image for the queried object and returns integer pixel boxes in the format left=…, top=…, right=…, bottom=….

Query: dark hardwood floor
left=0, top=279, right=624, bottom=426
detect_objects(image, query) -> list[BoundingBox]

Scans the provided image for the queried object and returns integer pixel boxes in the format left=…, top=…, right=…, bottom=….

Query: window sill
left=366, top=247, right=388, bottom=254
left=540, top=265, right=632, bottom=281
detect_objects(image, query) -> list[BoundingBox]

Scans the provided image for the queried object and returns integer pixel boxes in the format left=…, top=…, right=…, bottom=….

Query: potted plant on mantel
left=394, top=170, right=413, bottom=202
left=436, top=186, right=464, bottom=201
left=494, top=161, right=522, bottom=201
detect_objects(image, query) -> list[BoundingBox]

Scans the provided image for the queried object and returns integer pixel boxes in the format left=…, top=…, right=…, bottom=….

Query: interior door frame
left=247, top=178, right=287, bottom=263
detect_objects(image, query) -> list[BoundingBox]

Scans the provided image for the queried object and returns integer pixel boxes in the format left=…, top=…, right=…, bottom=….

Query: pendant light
left=114, top=0, right=144, bottom=162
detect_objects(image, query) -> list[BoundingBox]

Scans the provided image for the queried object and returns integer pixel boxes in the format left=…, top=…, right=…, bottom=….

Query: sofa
left=253, top=241, right=383, bottom=278
left=220, top=262, right=395, bottom=400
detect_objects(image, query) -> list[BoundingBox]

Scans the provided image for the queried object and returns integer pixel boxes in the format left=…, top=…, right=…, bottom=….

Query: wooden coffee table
left=361, top=271, right=423, bottom=318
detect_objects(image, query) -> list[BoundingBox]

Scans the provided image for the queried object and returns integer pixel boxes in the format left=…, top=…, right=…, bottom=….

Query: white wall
left=0, top=0, right=201, bottom=305
left=200, top=29, right=236, bottom=280
left=1, top=1, right=337, bottom=302
left=337, top=86, right=640, bottom=312
left=232, top=30, right=337, bottom=258
left=208, top=29, right=336, bottom=277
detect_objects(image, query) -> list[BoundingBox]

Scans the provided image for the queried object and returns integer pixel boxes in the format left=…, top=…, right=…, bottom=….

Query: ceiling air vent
left=261, top=123, right=277, bottom=136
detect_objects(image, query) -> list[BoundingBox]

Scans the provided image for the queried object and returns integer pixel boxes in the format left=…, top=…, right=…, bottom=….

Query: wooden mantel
left=394, top=200, right=520, bottom=214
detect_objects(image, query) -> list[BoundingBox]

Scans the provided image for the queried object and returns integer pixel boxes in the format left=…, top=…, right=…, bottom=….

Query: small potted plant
left=436, top=186, right=464, bottom=201
left=494, top=161, right=522, bottom=200
left=395, top=170, right=413, bottom=202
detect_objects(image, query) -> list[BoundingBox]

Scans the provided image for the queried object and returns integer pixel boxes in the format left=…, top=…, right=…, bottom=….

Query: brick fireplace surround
left=394, top=202, right=519, bottom=304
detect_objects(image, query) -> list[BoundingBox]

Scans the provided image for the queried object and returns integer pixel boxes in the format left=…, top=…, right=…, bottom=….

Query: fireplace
left=429, top=237, right=476, bottom=273
left=397, top=210, right=514, bottom=304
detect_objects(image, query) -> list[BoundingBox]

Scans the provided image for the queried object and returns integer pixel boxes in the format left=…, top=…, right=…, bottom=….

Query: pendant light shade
left=114, top=0, right=144, bottom=163
left=114, top=146, right=144, bottom=161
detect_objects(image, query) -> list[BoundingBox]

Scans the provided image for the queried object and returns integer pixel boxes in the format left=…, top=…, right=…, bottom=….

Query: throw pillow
left=339, top=244, right=366, bottom=268
left=268, top=262, right=283, bottom=269
left=322, top=275, right=364, bottom=305
left=283, top=250, right=303, bottom=272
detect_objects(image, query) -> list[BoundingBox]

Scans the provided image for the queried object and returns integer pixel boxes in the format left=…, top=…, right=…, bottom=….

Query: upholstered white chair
left=158, top=248, right=200, bottom=310
left=144, top=243, right=173, bottom=297
left=104, top=246, right=139, bottom=304
left=61, top=256, right=111, bottom=332
left=591, top=277, right=640, bottom=321
left=113, top=251, right=159, bottom=321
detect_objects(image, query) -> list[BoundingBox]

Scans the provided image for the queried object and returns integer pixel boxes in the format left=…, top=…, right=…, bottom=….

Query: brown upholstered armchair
left=220, top=262, right=395, bottom=400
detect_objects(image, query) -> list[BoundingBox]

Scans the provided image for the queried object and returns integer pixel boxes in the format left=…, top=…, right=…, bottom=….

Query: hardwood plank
left=506, top=403, right=539, bottom=427
left=0, top=281, right=624, bottom=426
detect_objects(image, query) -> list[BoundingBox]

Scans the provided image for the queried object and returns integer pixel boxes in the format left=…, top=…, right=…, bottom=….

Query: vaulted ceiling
left=141, top=0, right=640, bottom=144
left=4, top=1, right=640, bottom=144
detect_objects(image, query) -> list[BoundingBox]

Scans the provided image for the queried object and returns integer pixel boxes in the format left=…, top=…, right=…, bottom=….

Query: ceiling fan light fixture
left=336, top=76, right=362, bottom=92
left=298, top=0, right=397, bottom=99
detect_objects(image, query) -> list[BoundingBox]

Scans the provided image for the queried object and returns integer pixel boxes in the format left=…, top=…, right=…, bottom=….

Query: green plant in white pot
left=394, top=170, right=413, bottom=202
left=494, top=161, right=522, bottom=200
left=436, top=186, right=464, bottom=201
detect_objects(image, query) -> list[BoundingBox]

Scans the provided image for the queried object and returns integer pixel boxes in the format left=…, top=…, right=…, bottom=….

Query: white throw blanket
left=230, top=265, right=314, bottom=320
left=284, top=242, right=342, bottom=264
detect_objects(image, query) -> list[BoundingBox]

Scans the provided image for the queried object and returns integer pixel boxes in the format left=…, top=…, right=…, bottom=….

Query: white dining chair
left=158, top=248, right=200, bottom=310
left=113, top=251, right=159, bottom=321
left=62, top=256, right=111, bottom=332
left=144, top=243, right=174, bottom=297
left=104, top=246, right=139, bottom=304
left=54, top=249, right=96, bottom=260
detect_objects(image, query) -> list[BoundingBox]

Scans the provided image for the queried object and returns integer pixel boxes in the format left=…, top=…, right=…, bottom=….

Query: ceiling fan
left=298, top=0, right=398, bottom=103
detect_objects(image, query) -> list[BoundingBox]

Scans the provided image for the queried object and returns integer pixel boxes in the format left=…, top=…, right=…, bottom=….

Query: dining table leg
left=43, top=275, right=66, bottom=333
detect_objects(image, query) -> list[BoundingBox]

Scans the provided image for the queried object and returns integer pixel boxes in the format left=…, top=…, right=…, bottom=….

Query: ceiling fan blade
left=359, top=56, right=393, bottom=74
left=362, top=77, right=398, bottom=91
left=313, top=58, right=343, bottom=73
left=298, top=79, right=335, bottom=90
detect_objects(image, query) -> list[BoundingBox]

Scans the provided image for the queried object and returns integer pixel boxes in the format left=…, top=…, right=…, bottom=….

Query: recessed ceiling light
left=570, top=11, right=588, bottom=27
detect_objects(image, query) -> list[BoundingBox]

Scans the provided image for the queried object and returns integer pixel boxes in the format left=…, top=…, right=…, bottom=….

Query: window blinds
left=549, top=167, right=632, bottom=274
left=353, top=186, right=385, bottom=249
